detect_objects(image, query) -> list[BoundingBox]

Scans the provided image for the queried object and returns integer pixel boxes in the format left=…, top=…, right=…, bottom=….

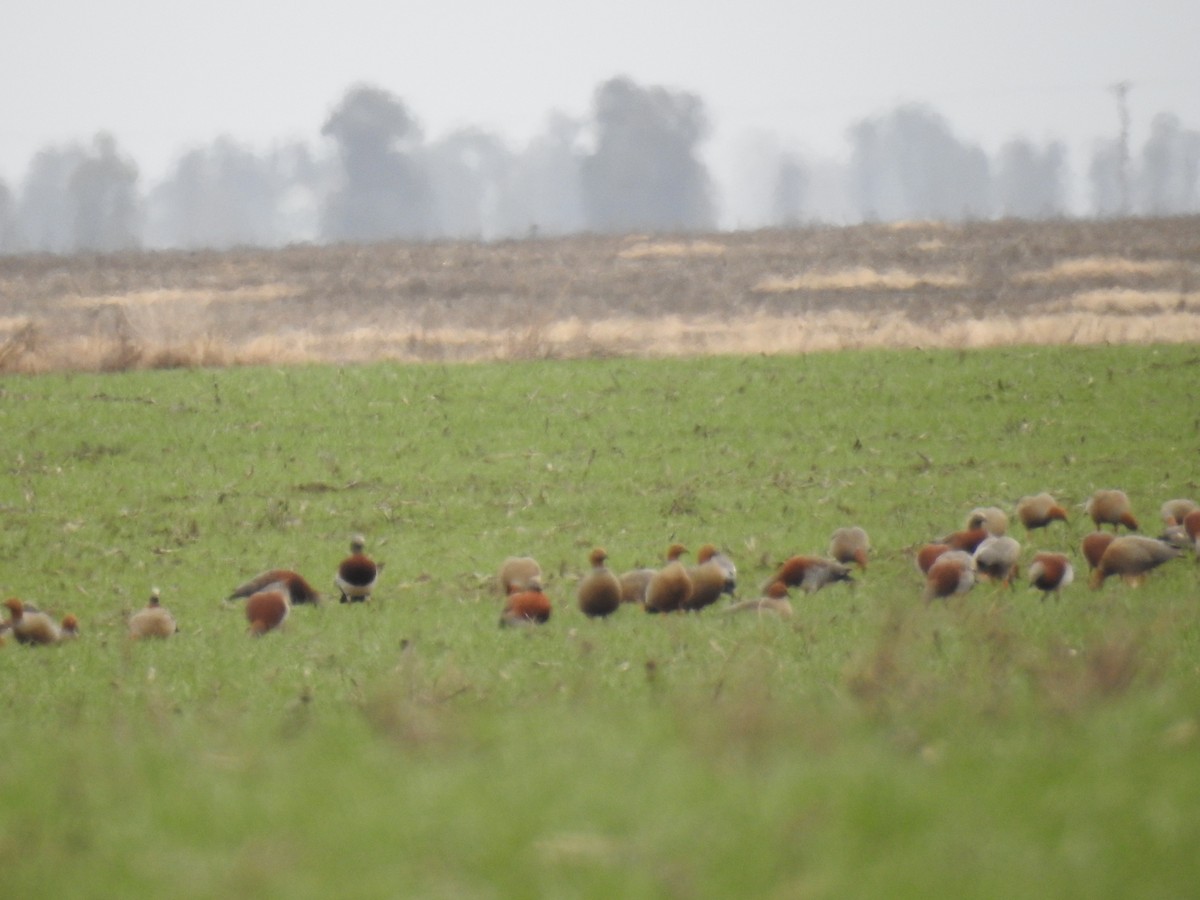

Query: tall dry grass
left=2, top=217, right=1199, bottom=372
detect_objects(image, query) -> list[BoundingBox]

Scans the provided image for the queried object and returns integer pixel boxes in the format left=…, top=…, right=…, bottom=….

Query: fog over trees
left=0, top=75, right=1197, bottom=255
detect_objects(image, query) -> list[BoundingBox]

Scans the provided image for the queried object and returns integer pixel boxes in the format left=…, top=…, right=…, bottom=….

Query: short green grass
left=2, top=345, right=1199, bottom=898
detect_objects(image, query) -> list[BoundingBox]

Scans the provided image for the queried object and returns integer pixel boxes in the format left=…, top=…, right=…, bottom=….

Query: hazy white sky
left=4, top=0, right=1197, bottom=197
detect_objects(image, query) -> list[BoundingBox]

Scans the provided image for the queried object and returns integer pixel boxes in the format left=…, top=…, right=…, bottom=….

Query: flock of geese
left=498, top=489, right=1197, bottom=625
left=2, top=491, right=1196, bottom=646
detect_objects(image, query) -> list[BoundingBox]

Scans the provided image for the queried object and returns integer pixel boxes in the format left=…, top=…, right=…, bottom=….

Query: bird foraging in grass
left=973, top=535, right=1022, bottom=586
left=498, top=556, right=542, bottom=595
left=1160, top=498, right=1199, bottom=527
left=1016, top=493, right=1068, bottom=531
left=3, top=597, right=66, bottom=646
left=682, top=544, right=737, bottom=612
left=829, top=526, right=870, bottom=570
left=577, top=548, right=621, bottom=619
left=1086, top=489, right=1139, bottom=532
left=500, top=579, right=552, bottom=627
left=645, top=544, right=691, bottom=614
left=129, top=588, right=177, bottom=639
left=336, top=534, right=380, bottom=603
left=923, top=550, right=976, bottom=602
left=770, top=555, right=853, bottom=595
left=1028, top=552, right=1074, bottom=599
left=229, top=569, right=321, bottom=606
left=1089, top=536, right=1180, bottom=588
left=246, top=587, right=290, bottom=636
left=1081, top=532, right=1116, bottom=571
left=965, top=507, right=1009, bottom=536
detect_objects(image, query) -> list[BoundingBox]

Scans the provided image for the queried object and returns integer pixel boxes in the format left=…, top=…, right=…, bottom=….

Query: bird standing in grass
left=923, top=550, right=976, bottom=602
left=915, top=543, right=952, bottom=574
left=499, top=556, right=542, bottom=595
left=1086, top=489, right=1139, bottom=532
left=771, top=555, right=853, bottom=594
left=577, top=548, right=621, bottom=619
left=1089, top=536, right=1180, bottom=588
left=1016, top=493, right=1069, bottom=531
left=500, top=579, right=552, bottom=627
left=129, top=588, right=177, bottom=639
left=336, top=534, right=380, bottom=603
left=229, top=569, right=321, bottom=605
left=617, top=567, right=655, bottom=605
left=1081, top=532, right=1116, bottom=570
left=246, top=587, right=290, bottom=636
left=966, top=507, right=1009, bottom=536
left=973, top=535, right=1022, bottom=586
left=829, top=526, right=870, bottom=570
left=645, top=544, right=691, bottom=614
left=1028, top=552, right=1074, bottom=599
left=682, top=544, right=736, bottom=612
left=1160, top=498, right=1199, bottom=527
left=3, top=597, right=65, bottom=645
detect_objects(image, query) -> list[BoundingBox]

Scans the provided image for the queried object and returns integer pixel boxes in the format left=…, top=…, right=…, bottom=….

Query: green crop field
left=2, top=344, right=1199, bottom=898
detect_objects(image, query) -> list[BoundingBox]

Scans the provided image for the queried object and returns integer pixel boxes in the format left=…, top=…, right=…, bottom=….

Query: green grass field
left=2, top=345, right=1199, bottom=898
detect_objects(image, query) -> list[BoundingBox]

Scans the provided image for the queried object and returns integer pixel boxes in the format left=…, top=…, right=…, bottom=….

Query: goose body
left=129, top=589, right=177, bottom=639
left=1017, top=493, right=1068, bottom=530
left=336, top=535, right=379, bottom=603
left=1086, top=489, right=1139, bottom=532
left=577, top=548, right=621, bottom=619
left=645, top=544, right=691, bottom=614
left=246, top=587, right=290, bottom=636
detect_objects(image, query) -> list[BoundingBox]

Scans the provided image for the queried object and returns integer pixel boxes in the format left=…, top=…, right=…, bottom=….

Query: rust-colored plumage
left=245, top=587, right=290, bottom=636
left=722, top=581, right=793, bottom=617
left=1028, top=552, right=1074, bottom=598
left=336, top=535, right=379, bottom=603
left=1017, top=493, right=1069, bottom=530
left=1184, top=510, right=1200, bottom=554
left=4, top=597, right=64, bottom=645
left=1081, top=532, right=1116, bottom=571
left=829, top=526, right=870, bottom=570
left=577, top=548, right=621, bottom=619
left=915, top=543, right=951, bottom=575
left=1086, top=489, right=1139, bottom=532
left=1160, top=498, right=1199, bottom=527
left=645, top=544, right=691, bottom=614
left=229, top=569, right=321, bottom=605
left=966, top=507, right=1009, bottom=536
left=941, top=527, right=990, bottom=554
left=923, top=550, right=976, bottom=602
left=129, top=588, right=177, bottom=639
left=771, top=555, right=853, bottom=594
left=500, top=581, right=552, bottom=627
left=1089, top=536, right=1180, bottom=588
left=60, top=615, right=80, bottom=640
left=973, top=535, right=1022, bottom=586
left=498, top=556, right=542, bottom=595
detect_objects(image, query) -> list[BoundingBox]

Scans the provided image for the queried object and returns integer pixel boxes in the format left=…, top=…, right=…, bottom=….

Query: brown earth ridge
left=1, top=217, right=1198, bottom=372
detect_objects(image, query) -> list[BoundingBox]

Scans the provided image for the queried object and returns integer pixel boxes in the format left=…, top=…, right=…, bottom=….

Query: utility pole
left=1111, top=81, right=1132, bottom=216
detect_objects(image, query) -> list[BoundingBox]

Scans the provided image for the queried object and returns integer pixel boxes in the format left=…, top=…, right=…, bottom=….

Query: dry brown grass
left=2, top=217, right=1198, bottom=372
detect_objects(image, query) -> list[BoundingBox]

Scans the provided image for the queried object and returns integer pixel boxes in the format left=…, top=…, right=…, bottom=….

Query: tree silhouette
left=1136, top=113, right=1200, bottom=215
left=320, top=84, right=433, bottom=241
left=848, top=104, right=990, bottom=221
left=68, top=133, right=141, bottom=252
left=580, top=76, right=714, bottom=232
left=995, top=138, right=1067, bottom=219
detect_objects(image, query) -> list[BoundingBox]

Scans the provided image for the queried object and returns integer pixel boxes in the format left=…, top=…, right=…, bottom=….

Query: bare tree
left=994, top=138, right=1067, bottom=219
left=320, top=84, right=433, bottom=242
left=580, top=76, right=714, bottom=232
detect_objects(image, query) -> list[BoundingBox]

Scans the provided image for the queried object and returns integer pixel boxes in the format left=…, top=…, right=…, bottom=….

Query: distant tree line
left=0, top=77, right=1197, bottom=255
